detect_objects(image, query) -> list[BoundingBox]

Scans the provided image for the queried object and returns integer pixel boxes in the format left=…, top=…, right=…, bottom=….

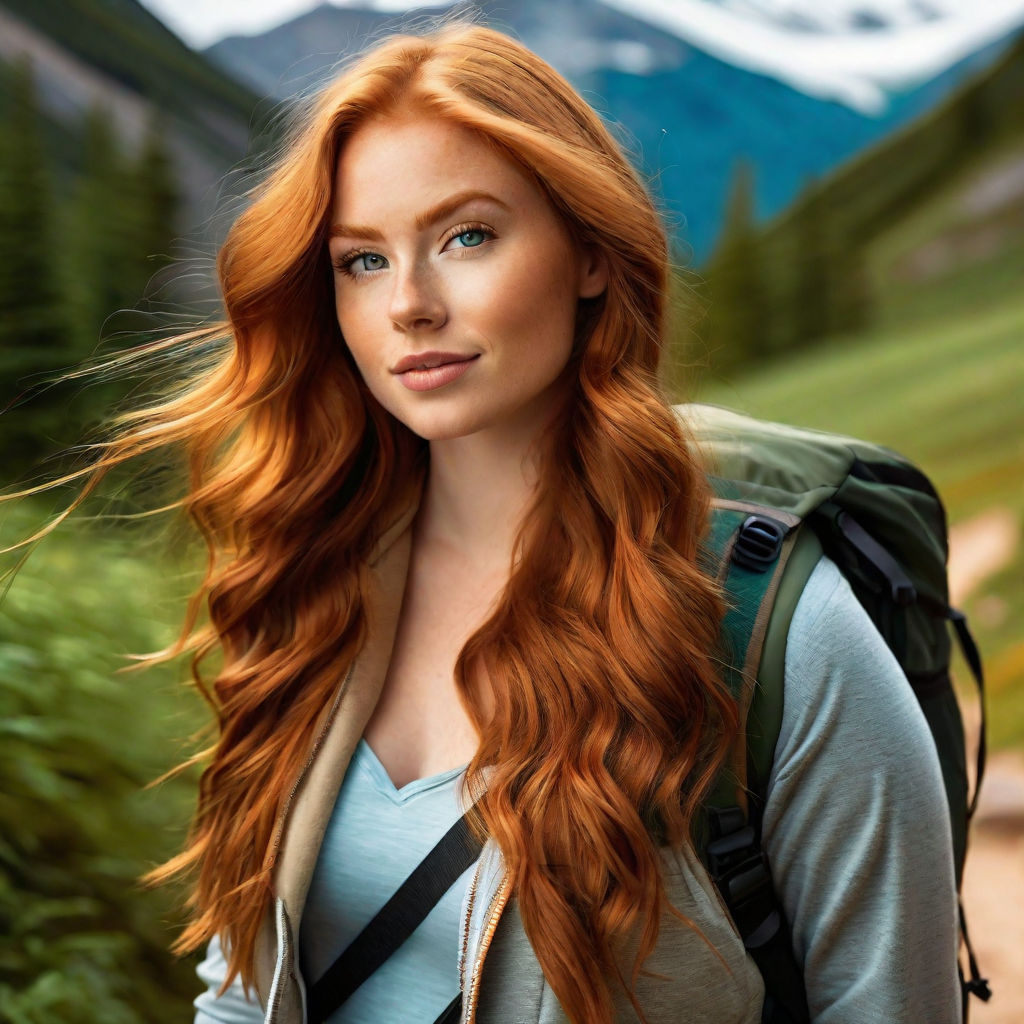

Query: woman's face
left=328, top=113, right=607, bottom=444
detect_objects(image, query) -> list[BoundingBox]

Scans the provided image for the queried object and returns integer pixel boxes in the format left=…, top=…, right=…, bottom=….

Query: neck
left=418, top=423, right=550, bottom=572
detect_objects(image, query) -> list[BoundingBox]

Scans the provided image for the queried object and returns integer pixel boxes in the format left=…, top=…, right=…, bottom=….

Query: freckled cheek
left=334, top=296, right=383, bottom=376
left=461, top=253, right=577, bottom=353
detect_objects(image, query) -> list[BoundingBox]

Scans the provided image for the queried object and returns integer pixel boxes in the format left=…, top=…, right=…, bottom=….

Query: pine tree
left=829, top=246, right=871, bottom=337
left=0, top=58, right=73, bottom=469
left=786, top=179, right=871, bottom=348
left=130, top=116, right=179, bottom=291
left=956, top=80, right=993, bottom=149
left=64, top=104, right=139, bottom=352
left=703, top=160, right=769, bottom=371
left=65, top=109, right=183, bottom=355
left=790, top=179, right=831, bottom=347
left=0, top=58, right=66, bottom=363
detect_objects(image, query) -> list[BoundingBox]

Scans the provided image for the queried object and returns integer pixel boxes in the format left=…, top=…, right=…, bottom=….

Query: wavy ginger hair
left=39, top=24, right=737, bottom=1024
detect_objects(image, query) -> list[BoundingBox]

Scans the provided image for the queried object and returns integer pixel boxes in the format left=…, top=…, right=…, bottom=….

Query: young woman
left=46, top=23, right=960, bottom=1024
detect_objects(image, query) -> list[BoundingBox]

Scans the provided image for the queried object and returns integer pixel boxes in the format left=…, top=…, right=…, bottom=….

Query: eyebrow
left=328, top=189, right=511, bottom=241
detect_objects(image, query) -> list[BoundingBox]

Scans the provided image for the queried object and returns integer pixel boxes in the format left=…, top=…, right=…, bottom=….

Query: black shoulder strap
left=307, top=811, right=484, bottom=1024
left=702, top=508, right=812, bottom=1024
left=704, top=805, right=810, bottom=1024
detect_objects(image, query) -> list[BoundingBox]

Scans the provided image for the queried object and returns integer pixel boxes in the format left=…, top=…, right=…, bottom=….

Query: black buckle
left=732, top=515, right=786, bottom=573
left=706, top=813, right=780, bottom=951
left=965, top=977, right=992, bottom=1003
left=707, top=826, right=771, bottom=902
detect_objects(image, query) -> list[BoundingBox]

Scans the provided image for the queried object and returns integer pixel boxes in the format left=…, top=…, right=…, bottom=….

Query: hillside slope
left=0, top=0, right=265, bottom=229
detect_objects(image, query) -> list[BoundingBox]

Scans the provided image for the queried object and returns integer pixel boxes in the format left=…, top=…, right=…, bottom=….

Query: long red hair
left=18, top=25, right=737, bottom=1024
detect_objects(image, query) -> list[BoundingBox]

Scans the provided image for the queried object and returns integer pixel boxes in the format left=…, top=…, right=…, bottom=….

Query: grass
left=690, top=288, right=1024, bottom=750
left=866, top=130, right=1024, bottom=335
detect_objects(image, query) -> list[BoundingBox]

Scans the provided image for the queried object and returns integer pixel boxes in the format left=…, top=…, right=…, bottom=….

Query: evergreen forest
left=0, top=57, right=180, bottom=478
left=690, top=29, right=1024, bottom=379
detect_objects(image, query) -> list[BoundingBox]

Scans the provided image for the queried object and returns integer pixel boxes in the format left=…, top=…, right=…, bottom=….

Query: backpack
left=686, top=403, right=991, bottom=1022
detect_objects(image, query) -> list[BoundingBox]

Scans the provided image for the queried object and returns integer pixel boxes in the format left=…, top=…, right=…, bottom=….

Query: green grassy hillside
left=692, top=31, right=1024, bottom=373
left=689, top=289, right=1024, bottom=750
left=866, top=130, right=1024, bottom=333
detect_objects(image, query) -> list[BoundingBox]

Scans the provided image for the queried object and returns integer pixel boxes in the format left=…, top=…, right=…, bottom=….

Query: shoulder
left=768, top=554, right=952, bottom=832
left=761, top=556, right=961, bottom=1022
left=785, top=553, right=890, bottom=685
left=777, top=555, right=934, bottom=762
left=767, top=553, right=948, bottom=844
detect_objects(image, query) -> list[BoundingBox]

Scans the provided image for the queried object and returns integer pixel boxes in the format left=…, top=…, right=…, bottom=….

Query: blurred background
left=0, top=1, right=1021, bottom=1021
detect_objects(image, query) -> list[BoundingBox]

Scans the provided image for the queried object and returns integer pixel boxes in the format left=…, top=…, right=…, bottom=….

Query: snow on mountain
left=142, top=0, right=1024, bottom=110
left=602, top=0, right=1024, bottom=112
left=708, top=0, right=950, bottom=32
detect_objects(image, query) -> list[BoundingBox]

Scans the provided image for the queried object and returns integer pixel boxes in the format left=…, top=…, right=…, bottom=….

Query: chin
left=366, top=393, right=479, bottom=442
left=404, top=415, right=488, bottom=443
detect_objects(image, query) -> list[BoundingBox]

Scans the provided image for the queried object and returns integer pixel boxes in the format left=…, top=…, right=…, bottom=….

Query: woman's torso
left=301, top=524, right=764, bottom=1023
left=196, top=553, right=961, bottom=1024
left=300, top=741, right=765, bottom=1024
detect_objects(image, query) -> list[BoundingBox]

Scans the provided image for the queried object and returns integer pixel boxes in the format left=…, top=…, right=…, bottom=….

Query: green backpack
left=686, top=403, right=991, bottom=1023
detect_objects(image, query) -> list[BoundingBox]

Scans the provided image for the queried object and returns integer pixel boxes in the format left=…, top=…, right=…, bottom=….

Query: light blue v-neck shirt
left=300, top=739, right=474, bottom=1023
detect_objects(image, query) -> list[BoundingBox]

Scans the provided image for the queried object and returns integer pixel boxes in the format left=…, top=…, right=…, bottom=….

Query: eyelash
left=332, top=247, right=379, bottom=278
left=332, top=222, right=495, bottom=279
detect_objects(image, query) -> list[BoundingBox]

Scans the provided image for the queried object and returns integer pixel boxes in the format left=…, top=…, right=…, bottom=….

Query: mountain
left=205, top=0, right=690, bottom=95
left=203, top=0, right=1023, bottom=261
left=0, top=0, right=266, bottom=231
left=679, top=27, right=1024, bottom=378
left=689, top=0, right=1020, bottom=35
left=606, top=0, right=1024, bottom=112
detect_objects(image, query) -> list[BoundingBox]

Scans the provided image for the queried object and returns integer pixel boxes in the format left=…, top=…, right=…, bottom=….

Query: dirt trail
left=948, top=508, right=1020, bottom=606
left=962, top=750, right=1024, bottom=1023
left=948, top=506, right=1023, bottom=1023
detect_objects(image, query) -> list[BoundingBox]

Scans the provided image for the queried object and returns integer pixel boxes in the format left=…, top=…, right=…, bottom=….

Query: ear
left=576, top=244, right=608, bottom=299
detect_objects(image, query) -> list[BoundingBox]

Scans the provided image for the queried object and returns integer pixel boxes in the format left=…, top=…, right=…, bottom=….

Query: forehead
left=332, top=115, right=541, bottom=222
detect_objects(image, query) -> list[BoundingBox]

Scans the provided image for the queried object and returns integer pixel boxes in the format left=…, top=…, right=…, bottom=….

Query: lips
left=390, top=350, right=480, bottom=392
left=391, top=351, right=477, bottom=374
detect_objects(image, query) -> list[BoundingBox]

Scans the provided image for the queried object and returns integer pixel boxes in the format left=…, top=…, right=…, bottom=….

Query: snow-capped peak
left=601, top=0, right=1024, bottom=113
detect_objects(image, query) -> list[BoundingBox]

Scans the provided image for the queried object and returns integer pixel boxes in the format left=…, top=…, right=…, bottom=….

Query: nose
left=388, top=262, right=447, bottom=333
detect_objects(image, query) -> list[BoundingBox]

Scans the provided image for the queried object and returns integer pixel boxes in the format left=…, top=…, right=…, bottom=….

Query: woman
left=47, top=23, right=959, bottom=1024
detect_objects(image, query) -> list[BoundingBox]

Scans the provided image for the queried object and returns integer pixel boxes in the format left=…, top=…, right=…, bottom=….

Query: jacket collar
left=272, top=494, right=420, bottom=924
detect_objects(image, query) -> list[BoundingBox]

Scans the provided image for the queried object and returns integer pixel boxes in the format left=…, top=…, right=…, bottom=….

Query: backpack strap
left=700, top=500, right=802, bottom=811
left=744, top=526, right=825, bottom=794
left=692, top=404, right=991, bottom=1017
left=701, top=502, right=818, bottom=1024
left=306, top=811, right=483, bottom=1024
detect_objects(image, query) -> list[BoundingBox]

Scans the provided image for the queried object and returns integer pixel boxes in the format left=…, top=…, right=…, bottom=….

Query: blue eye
left=455, top=230, right=487, bottom=248
left=444, top=226, right=492, bottom=252
left=350, top=252, right=388, bottom=273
